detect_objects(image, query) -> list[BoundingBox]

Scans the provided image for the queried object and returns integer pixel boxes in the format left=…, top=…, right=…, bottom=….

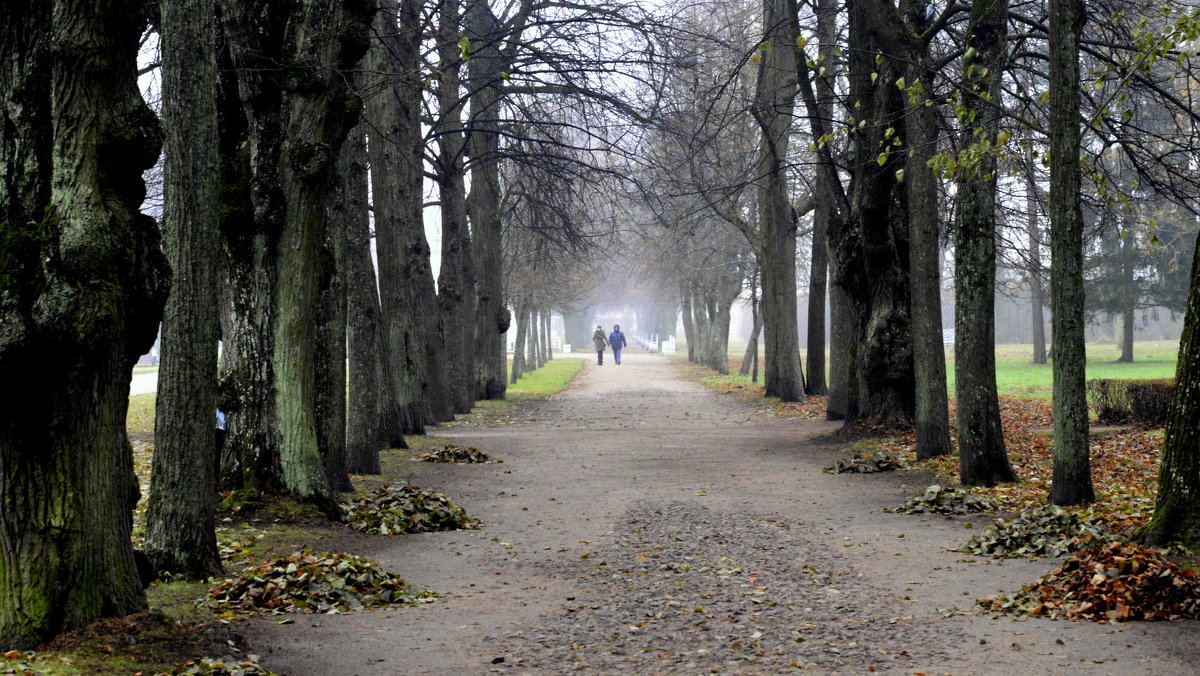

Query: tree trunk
left=366, top=0, right=451, bottom=429
left=316, top=126, right=352, bottom=494
left=754, top=0, right=805, bottom=402
left=344, top=124, right=391, bottom=474
left=436, top=0, right=476, bottom=415
left=741, top=281, right=762, bottom=377
left=0, top=0, right=167, bottom=645
left=466, top=0, right=509, bottom=400
left=680, top=283, right=697, bottom=362
left=145, top=0, right=223, bottom=579
left=1048, top=0, right=1094, bottom=505
left=545, top=312, right=554, bottom=360
left=905, top=25, right=953, bottom=461
left=840, top=0, right=913, bottom=424
left=218, top=0, right=372, bottom=501
left=527, top=309, right=539, bottom=372
left=511, top=302, right=528, bottom=383
left=1140, top=231, right=1200, bottom=547
left=1027, top=182, right=1048, bottom=364
left=1117, top=226, right=1136, bottom=362
left=953, top=0, right=1017, bottom=483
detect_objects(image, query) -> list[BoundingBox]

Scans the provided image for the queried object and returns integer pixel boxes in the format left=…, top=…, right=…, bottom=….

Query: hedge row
left=1086, top=378, right=1173, bottom=426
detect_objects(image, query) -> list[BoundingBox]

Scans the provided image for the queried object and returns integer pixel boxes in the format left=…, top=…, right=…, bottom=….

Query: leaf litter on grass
left=340, top=484, right=480, bottom=535
left=980, top=542, right=1200, bottom=622
left=207, top=551, right=434, bottom=615
left=416, top=444, right=494, bottom=463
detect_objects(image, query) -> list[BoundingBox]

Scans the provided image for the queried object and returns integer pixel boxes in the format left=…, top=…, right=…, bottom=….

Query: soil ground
left=245, top=348, right=1200, bottom=675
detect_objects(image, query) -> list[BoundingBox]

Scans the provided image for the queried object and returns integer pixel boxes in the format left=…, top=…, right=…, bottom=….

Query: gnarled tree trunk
left=0, top=0, right=167, bottom=646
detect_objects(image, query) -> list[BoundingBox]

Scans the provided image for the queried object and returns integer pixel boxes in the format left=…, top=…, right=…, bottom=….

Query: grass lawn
left=506, top=356, right=586, bottom=401
left=700, top=339, right=1180, bottom=400
left=950, top=341, right=1180, bottom=399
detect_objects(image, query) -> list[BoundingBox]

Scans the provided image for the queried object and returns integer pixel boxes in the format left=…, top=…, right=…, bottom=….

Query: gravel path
left=246, top=349, right=1200, bottom=675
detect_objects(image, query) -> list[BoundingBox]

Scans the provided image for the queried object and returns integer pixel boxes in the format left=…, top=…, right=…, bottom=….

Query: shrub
left=1087, top=378, right=1173, bottom=426
left=1125, top=380, right=1173, bottom=427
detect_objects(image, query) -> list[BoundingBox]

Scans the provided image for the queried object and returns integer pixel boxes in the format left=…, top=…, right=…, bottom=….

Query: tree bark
left=366, top=0, right=451, bottom=429
left=754, top=0, right=806, bottom=402
left=466, top=0, right=509, bottom=400
left=953, top=0, right=1017, bottom=483
left=316, top=126, right=352, bottom=493
left=905, top=16, right=953, bottom=460
left=344, top=125, right=391, bottom=474
left=218, top=0, right=372, bottom=501
left=0, top=0, right=167, bottom=646
left=680, top=283, right=697, bottom=362
left=1048, top=0, right=1094, bottom=505
left=1117, top=225, right=1136, bottom=362
left=511, top=301, right=528, bottom=383
left=740, top=280, right=762, bottom=377
left=436, top=0, right=477, bottom=414
left=145, top=0, right=223, bottom=579
left=840, top=0, right=914, bottom=424
left=1027, top=182, right=1048, bottom=364
left=1140, top=231, right=1200, bottom=547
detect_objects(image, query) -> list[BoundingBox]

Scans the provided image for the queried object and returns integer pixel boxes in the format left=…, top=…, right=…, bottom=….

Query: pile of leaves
left=824, top=451, right=901, bottom=474
left=887, top=484, right=995, bottom=515
left=980, top=542, right=1200, bottom=621
left=207, top=551, right=430, bottom=614
left=956, top=505, right=1113, bottom=558
left=340, top=484, right=479, bottom=535
left=173, top=653, right=277, bottom=675
left=417, top=444, right=493, bottom=463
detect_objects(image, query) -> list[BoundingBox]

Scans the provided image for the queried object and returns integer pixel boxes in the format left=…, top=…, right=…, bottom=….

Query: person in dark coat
left=608, top=324, right=628, bottom=365
left=592, top=325, right=608, bottom=365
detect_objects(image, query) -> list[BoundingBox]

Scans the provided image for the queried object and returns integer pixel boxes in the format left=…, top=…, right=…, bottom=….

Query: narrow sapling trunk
left=1048, top=0, right=1095, bottom=505
left=146, top=0, right=223, bottom=579
left=0, top=0, right=167, bottom=645
left=1027, top=183, right=1048, bottom=364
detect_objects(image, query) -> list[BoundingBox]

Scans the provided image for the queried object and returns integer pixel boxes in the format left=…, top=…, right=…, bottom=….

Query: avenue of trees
left=3, top=0, right=1200, bottom=648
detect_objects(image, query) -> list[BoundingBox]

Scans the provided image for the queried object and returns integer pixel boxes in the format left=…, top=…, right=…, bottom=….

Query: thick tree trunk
left=344, top=125, right=391, bottom=474
left=316, top=129, right=352, bottom=493
left=219, top=0, right=372, bottom=501
left=1048, top=0, right=1094, bottom=505
left=1027, top=183, right=1048, bottom=364
left=145, top=0, right=223, bottom=579
left=1140, top=232, right=1200, bottom=547
left=905, top=34, right=953, bottom=461
left=436, top=0, right=476, bottom=415
left=366, top=0, right=450, bottom=429
left=0, top=0, right=167, bottom=645
left=754, top=0, right=805, bottom=402
left=954, top=0, right=1017, bottom=483
left=841, top=0, right=913, bottom=424
left=466, top=0, right=509, bottom=400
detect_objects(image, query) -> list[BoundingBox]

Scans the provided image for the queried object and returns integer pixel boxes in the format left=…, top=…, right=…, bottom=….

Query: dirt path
left=246, top=350, right=1200, bottom=675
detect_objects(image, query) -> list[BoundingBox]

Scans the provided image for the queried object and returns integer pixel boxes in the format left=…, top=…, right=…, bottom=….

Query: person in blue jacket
left=608, top=324, right=628, bottom=365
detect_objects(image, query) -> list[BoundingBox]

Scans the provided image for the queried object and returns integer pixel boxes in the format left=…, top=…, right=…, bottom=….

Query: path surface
left=247, top=350, right=1200, bottom=675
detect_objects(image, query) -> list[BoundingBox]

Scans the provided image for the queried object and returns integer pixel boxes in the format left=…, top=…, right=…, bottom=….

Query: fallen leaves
left=824, top=452, right=900, bottom=475
left=887, top=485, right=995, bottom=515
left=980, top=542, right=1200, bottom=622
left=173, top=653, right=278, bottom=675
left=340, top=484, right=480, bottom=535
left=417, top=445, right=493, bottom=464
left=206, top=551, right=433, bottom=615
left=956, top=505, right=1112, bottom=559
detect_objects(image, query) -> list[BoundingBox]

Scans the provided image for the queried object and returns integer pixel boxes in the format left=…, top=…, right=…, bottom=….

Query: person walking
left=592, top=325, right=608, bottom=365
left=609, top=324, right=627, bottom=365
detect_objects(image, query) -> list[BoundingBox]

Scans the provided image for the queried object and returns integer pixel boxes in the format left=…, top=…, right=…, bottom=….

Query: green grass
left=506, top=356, right=586, bottom=401
left=950, top=341, right=1180, bottom=399
left=132, top=365, right=158, bottom=376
